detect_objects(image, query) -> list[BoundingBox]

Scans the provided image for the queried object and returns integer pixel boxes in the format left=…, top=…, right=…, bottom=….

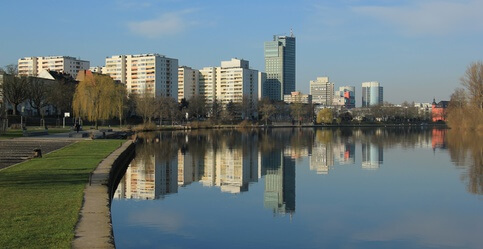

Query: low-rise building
left=333, top=86, right=355, bottom=109
left=432, top=99, right=449, bottom=122
left=284, top=91, right=312, bottom=104
left=18, top=56, right=89, bottom=78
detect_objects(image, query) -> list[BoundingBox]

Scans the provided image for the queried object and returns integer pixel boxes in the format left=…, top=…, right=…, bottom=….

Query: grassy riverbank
left=0, top=140, right=123, bottom=248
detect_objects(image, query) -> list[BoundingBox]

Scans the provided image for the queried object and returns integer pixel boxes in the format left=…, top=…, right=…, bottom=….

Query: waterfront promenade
left=0, top=131, right=132, bottom=248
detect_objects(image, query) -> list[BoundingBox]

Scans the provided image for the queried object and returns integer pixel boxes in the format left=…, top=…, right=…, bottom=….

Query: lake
left=111, top=128, right=483, bottom=249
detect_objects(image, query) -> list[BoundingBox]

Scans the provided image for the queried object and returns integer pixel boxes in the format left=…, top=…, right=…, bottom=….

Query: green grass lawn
left=0, top=140, right=124, bottom=248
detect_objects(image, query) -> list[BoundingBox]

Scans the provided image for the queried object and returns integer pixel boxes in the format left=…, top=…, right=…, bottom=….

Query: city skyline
left=1, top=0, right=482, bottom=104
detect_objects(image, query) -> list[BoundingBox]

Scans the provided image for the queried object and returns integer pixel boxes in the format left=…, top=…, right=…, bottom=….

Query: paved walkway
left=72, top=141, right=134, bottom=249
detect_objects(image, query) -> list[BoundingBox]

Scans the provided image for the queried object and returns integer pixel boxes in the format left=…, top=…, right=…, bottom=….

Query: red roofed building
left=432, top=98, right=449, bottom=122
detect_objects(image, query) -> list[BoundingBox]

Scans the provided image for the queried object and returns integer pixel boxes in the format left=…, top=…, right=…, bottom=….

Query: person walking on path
left=75, top=123, right=80, bottom=133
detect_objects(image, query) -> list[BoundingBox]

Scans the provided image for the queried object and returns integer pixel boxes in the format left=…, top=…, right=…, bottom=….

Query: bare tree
left=46, top=76, right=76, bottom=116
left=187, top=95, right=207, bottom=120
left=222, top=100, right=240, bottom=123
left=209, top=99, right=222, bottom=123
left=113, top=83, right=128, bottom=127
left=135, top=92, right=157, bottom=124
left=258, top=97, right=276, bottom=125
left=241, top=95, right=254, bottom=119
left=290, top=101, right=308, bottom=125
left=450, top=88, right=467, bottom=108
left=1, top=64, right=18, bottom=75
left=2, top=75, right=28, bottom=115
left=158, top=96, right=179, bottom=125
left=460, top=61, right=483, bottom=109
left=27, top=77, right=49, bottom=117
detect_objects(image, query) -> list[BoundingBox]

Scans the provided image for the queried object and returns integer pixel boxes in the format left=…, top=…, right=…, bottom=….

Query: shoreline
left=72, top=141, right=135, bottom=249
left=130, top=122, right=449, bottom=132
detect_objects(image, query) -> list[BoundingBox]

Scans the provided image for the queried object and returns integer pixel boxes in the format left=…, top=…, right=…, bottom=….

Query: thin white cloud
left=353, top=0, right=483, bottom=36
left=127, top=9, right=198, bottom=38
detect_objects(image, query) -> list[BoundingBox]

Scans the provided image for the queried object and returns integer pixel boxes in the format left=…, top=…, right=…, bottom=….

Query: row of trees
left=1, top=64, right=76, bottom=117
left=447, top=61, right=483, bottom=131
left=2, top=63, right=451, bottom=129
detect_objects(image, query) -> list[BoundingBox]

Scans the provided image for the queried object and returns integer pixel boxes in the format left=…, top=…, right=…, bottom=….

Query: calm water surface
left=112, top=128, right=483, bottom=249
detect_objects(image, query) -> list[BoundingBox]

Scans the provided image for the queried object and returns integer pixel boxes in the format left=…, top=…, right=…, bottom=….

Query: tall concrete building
left=18, top=56, right=89, bottom=78
left=258, top=71, right=267, bottom=100
left=362, top=81, right=383, bottom=107
left=333, top=86, right=356, bottom=109
left=104, top=54, right=178, bottom=98
left=264, top=33, right=296, bottom=101
left=178, top=66, right=199, bottom=102
left=218, top=58, right=258, bottom=107
left=199, top=66, right=219, bottom=106
left=310, top=77, right=334, bottom=106
left=175, top=59, right=259, bottom=115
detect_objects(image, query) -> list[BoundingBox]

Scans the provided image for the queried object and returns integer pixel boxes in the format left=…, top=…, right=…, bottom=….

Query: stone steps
left=0, top=140, right=73, bottom=169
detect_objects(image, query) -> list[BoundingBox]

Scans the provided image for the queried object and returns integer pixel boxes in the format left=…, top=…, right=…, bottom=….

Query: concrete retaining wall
left=72, top=141, right=135, bottom=249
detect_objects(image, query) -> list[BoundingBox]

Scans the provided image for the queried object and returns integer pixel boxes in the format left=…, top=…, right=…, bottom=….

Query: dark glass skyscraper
left=264, top=34, right=296, bottom=101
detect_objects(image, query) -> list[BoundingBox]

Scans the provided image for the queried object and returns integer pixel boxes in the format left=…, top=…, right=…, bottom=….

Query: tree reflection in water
left=446, top=130, right=483, bottom=195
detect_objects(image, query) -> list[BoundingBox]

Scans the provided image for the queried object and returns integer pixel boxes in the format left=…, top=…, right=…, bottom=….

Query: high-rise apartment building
left=178, top=66, right=199, bottom=102
left=217, top=58, right=258, bottom=107
left=333, top=86, right=356, bottom=109
left=199, top=66, right=219, bottom=106
left=361, top=81, right=383, bottom=107
left=18, top=56, right=89, bottom=78
left=175, top=59, right=259, bottom=115
left=258, top=72, right=267, bottom=100
left=264, top=34, right=296, bottom=101
left=310, top=77, right=334, bottom=106
left=104, top=54, right=178, bottom=98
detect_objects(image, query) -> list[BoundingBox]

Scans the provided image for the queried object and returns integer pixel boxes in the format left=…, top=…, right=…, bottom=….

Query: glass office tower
left=264, top=34, right=296, bottom=101
left=362, top=81, right=383, bottom=107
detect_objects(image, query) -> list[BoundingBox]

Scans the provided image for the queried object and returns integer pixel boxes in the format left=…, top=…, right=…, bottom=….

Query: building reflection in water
left=362, top=142, right=383, bottom=170
left=115, top=128, right=460, bottom=216
left=432, top=129, right=447, bottom=150
left=309, top=130, right=356, bottom=175
left=262, top=149, right=296, bottom=216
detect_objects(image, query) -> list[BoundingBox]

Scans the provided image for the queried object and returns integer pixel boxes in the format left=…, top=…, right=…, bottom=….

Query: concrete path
left=72, top=141, right=134, bottom=249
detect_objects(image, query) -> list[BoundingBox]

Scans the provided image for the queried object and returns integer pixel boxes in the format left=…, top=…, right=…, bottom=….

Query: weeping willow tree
left=73, top=73, right=121, bottom=129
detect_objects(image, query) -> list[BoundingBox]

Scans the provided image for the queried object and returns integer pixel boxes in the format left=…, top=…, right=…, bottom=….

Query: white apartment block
left=199, top=66, right=220, bottom=105
left=176, top=59, right=259, bottom=113
left=217, top=58, right=258, bottom=107
left=18, top=56, right=89, bottom=78
left=104, top=54, right=178, bottom=98
left=310, top=77, right=334, bottom=106
left=178, top=66, right=200, bottom=102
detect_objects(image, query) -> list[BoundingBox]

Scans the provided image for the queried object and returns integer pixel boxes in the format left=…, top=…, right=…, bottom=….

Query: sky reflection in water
left=111, top=128, right=483, bottom=249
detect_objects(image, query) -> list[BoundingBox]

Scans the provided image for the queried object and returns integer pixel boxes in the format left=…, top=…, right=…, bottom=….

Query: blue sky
left=1, top=0, right=482, bottom=104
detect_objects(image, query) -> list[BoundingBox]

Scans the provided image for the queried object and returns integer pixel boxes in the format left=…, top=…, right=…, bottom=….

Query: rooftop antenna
left=290, top=28, right=294, bottom=37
